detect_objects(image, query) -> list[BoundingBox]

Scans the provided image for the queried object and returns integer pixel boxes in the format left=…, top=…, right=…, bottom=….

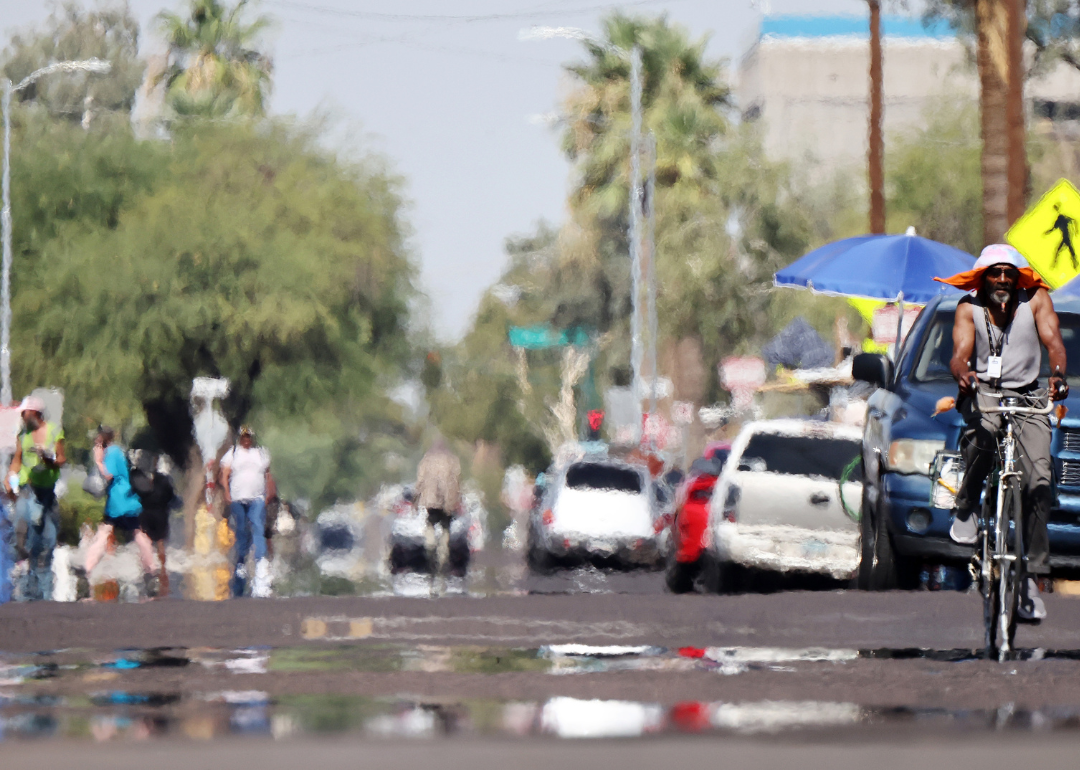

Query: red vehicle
left=665, top=444, right=730, bottom=593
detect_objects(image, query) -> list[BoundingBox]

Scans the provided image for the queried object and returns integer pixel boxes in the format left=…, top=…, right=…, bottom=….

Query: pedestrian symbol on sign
left=1007, top=179, right=1080, bottom=289
left=1048, top=203, right=1077, bottom=270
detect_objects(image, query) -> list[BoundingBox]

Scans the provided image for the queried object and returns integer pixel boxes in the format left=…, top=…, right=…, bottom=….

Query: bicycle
left=971, top=388, right=1055, bottom=661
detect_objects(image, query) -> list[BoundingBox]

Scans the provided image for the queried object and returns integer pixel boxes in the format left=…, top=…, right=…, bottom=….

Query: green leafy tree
left=886, top=99, right=982, bottom=254
left=156, top=0, right=272, bottom=119
left=7, top=109, right=166, bottom=265
left=1, top=1, right=144, bottom=124
left=13, top=120, right=415, bottom=504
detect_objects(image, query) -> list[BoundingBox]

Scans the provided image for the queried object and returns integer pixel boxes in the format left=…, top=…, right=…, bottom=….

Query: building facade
left=737, top=14, right=1080, bottom=167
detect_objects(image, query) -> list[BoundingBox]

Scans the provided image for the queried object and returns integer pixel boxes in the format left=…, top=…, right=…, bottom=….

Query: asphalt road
left=5, top=582, right=1080, bottom=652
left=8, top=574, right=1080, bottom=762
left=7, top=735, right=1080, bottom=770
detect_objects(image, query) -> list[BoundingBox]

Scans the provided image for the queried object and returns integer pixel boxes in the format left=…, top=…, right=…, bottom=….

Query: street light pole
left=628, top=46, right=645, bottom=442
left=0, top=58, right=110, bottom=406
left=523, top=29, right=652, bottom=443
left=1, top=80, right=11, bottom=408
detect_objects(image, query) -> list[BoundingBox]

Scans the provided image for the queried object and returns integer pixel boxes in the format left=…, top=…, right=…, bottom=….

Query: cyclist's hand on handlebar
left=957, top=371, right=979, bottom=397
left=1050, top=375, right=1069, bottom=401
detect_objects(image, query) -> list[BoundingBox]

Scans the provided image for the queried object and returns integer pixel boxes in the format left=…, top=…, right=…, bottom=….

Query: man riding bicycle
left=940, top=244, right=1069, bottom=622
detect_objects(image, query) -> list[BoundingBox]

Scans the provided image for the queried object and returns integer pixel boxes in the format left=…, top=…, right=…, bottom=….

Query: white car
left=703, top=420, right=863, bottom=589
left=527, top=459, right=662, bottom=571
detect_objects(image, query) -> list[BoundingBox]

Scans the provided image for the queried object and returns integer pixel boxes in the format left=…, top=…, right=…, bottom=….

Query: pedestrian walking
left=220, top=425, right=274, bottom=598
left=84, top=427, right=159, bottom=597
left=130, top=449, right=175, bottom=598
left=415, top=438, right=461, bottom=592
left=3, top=396, right=64, bottom=601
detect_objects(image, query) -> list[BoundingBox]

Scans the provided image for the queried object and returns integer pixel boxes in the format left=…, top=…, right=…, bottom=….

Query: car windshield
left=739, top=433, right=863, bottom=481
left=565, top=463, right=643, bottom=493
left=912, top=308, right=1080, bottom=383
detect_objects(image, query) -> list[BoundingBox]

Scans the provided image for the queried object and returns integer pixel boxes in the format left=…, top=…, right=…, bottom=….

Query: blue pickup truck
left=853, top=293, right=1080, bottom=589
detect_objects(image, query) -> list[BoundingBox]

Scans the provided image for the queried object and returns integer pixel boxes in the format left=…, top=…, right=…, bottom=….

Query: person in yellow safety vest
left=4, top=396, right=65, bottom=601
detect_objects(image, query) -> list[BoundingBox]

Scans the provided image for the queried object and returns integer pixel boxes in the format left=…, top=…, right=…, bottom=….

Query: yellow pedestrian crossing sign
left=1007, top=178, right=1080, bottom=289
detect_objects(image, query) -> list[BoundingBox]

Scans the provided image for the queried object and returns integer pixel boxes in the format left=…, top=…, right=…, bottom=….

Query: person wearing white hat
left=936, top=244, right=1069, bottom=622
left=3, top=395, right=65, bottom=601
left=220, top=425, right=274, bottom=598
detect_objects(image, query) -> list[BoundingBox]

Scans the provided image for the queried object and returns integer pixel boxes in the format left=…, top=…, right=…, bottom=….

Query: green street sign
left=508, top=325, right=590, bottom=349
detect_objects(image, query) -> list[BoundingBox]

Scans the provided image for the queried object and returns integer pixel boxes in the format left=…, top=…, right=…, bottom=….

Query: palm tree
left=555, top=14, right=733, bottom=339
left=923, top=0, right=1027, bottom=243
left=155, top=0, right=272, bottom=119
left=561, top=14, right=731, bottom=233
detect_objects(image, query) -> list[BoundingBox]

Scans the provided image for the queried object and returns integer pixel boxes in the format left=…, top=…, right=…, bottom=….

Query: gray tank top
left=972, top=290, right=1042, bottom=388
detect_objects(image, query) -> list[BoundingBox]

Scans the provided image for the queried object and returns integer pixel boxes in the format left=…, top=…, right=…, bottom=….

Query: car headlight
left=887, top=439, right=945, bottom=475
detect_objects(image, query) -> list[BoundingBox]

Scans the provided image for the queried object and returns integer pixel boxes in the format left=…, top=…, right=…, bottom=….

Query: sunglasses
left=986, top=266, right=1020, bottom=278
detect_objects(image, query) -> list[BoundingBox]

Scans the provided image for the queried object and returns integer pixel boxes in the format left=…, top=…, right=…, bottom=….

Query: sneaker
left=251, top=558, right=272, bottom=599
left=949, top=511, right=978, bottom=545
left=1018, top=576, right=1047, bottom=622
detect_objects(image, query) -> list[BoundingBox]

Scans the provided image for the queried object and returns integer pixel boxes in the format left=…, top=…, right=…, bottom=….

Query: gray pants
left=954, top=388, right=1052, bottom=575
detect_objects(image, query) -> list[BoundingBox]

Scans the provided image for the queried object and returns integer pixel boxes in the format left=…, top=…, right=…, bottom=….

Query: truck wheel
left=856, top=492, right=879, bottom=589
left=860, top=498, right=918, bottom=590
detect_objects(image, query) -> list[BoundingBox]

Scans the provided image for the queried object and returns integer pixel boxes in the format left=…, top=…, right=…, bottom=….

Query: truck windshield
left=912, top=309, right=1080, bottom=383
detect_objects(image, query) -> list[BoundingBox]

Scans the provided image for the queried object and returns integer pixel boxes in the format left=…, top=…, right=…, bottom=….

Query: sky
left=0, top=0, right=869, bottom=340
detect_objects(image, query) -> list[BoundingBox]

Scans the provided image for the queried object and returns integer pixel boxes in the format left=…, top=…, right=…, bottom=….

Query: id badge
left=986, top=355, right=1003, bottom=379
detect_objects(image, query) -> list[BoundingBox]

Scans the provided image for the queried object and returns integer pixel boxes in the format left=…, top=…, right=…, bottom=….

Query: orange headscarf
left=934, top=243, right=1049, bottom=292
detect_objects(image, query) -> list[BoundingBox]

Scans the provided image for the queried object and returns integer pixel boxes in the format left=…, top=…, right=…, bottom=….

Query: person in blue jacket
left=84, top=426, right=159, bottom=596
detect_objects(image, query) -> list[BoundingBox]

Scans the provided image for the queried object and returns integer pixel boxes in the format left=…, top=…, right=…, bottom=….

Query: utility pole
left=868, top=0, right=885, bottom=234
left=628, top=46, right=644, bottom=443
left=976, top=0, right=1011, bottom=243
left=1006, top=0, right=1027, bottom=226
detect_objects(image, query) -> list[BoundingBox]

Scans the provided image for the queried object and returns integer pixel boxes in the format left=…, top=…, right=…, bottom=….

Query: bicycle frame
left=976, top=390, right=1054, bottom=661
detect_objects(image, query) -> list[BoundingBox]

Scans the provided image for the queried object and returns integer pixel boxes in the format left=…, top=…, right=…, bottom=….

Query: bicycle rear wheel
left=989, top=481, right=1023, bottom=661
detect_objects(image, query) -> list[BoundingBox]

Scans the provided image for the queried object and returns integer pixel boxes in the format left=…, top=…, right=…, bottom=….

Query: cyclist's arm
left=1032, top=288, right=1069, bottom=399
left=950, top=300, right=978, bottom=395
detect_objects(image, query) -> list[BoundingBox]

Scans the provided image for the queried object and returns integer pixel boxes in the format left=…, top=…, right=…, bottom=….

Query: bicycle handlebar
left=977, top=390, right=1056, bottom=416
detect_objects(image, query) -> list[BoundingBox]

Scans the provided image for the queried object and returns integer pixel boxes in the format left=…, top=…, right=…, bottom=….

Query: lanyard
left=982, top=305, right=1005, bottom=358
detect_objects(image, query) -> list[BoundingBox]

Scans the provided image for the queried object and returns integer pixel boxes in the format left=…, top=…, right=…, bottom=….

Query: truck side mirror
left=852, top=353, right=893, bottom=388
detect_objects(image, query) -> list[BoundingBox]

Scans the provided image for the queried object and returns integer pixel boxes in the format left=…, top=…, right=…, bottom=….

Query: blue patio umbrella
left=774, top=230, right=976, bottom=355
left=774, top=230, right=976, bottom=304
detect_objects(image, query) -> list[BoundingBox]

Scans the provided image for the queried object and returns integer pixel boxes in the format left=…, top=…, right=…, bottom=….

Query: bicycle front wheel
left=989, top=481, right=1023, bottom=661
